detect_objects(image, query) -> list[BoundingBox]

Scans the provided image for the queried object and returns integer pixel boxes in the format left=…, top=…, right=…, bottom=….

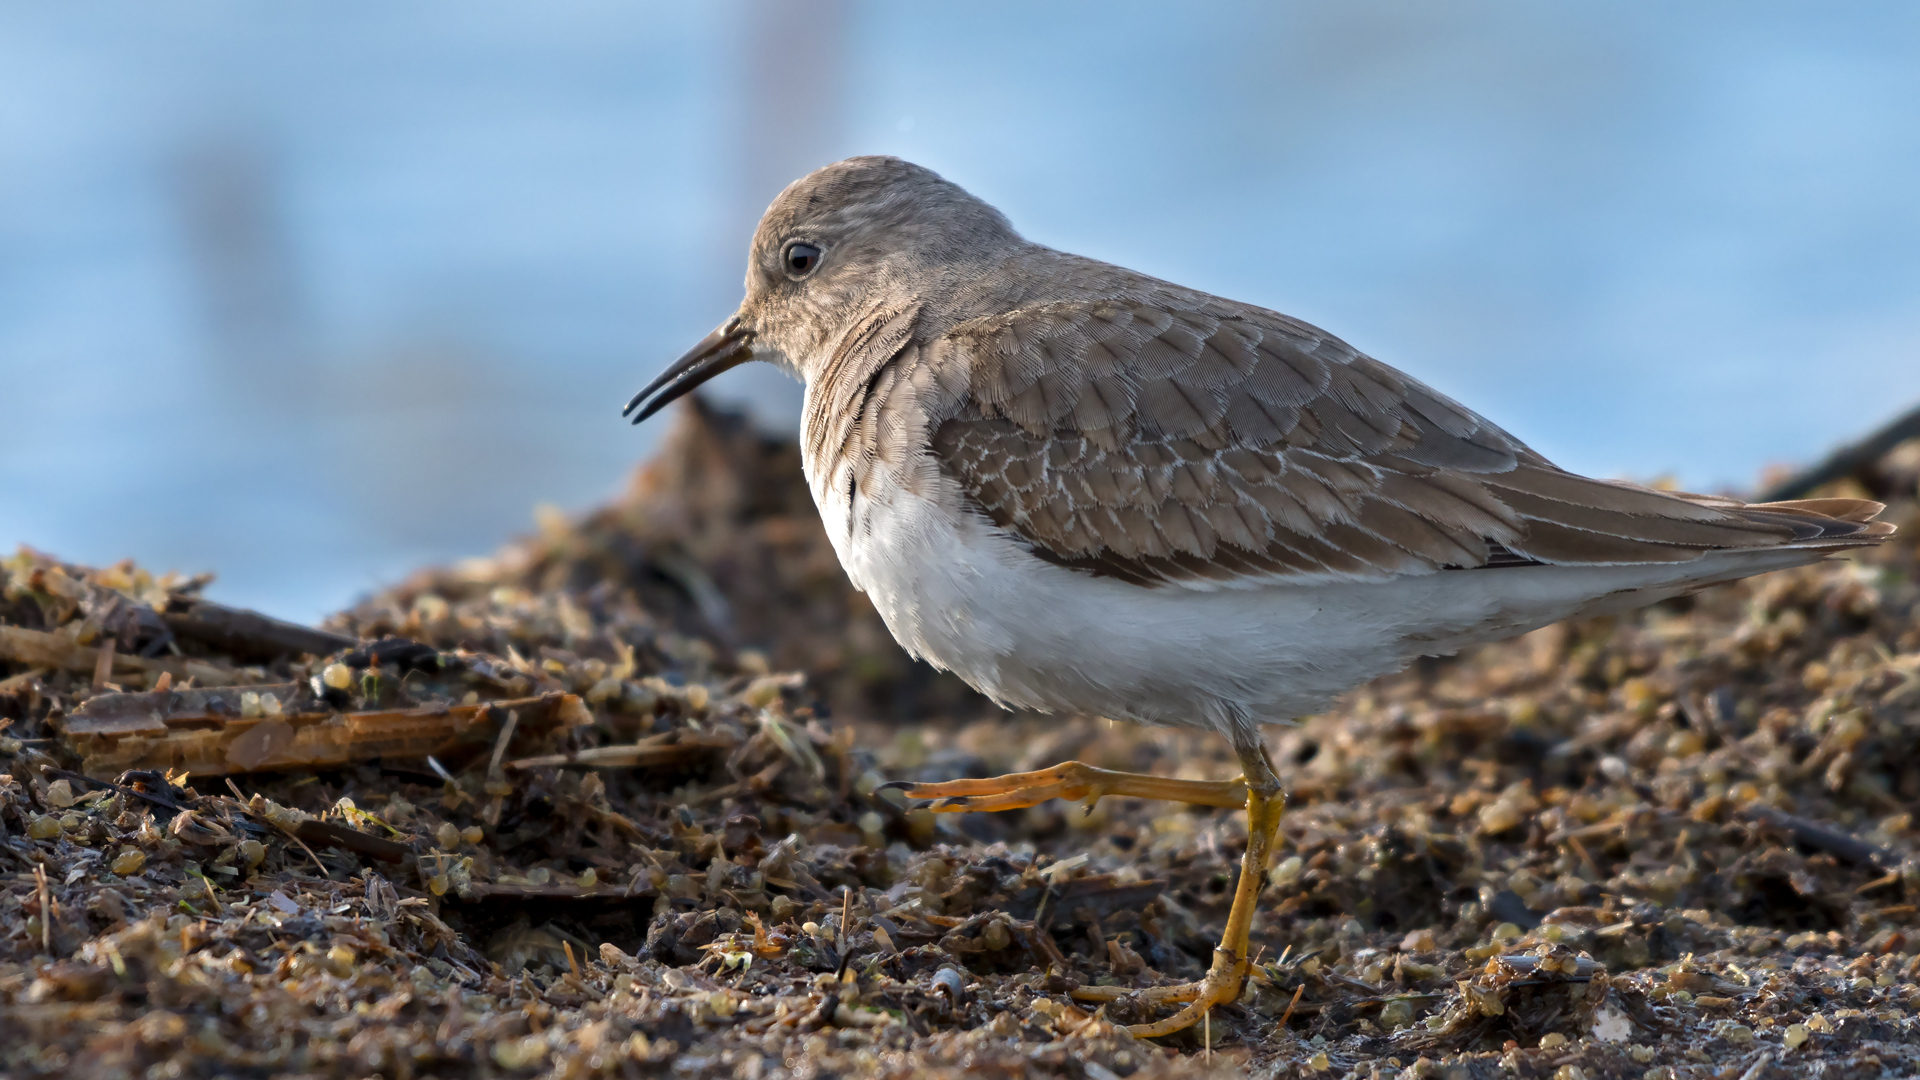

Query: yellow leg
left=881, top=760, right=1248, bottom=813
left=1104, top=755, right=1284, bottom=1038
left=888, top=738, right=1285, bottom=1040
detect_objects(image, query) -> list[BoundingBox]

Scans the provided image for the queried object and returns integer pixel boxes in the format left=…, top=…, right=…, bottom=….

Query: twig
left=0, top=625, right=234, bottom=688
left=189, top=867, right=223, bottom=916
left=225, top=778, right=331, bottom=879
left=1743, top=805, right=1896, bottom=870
left=65, top=689, right=587, bottom=780
left=1326, top=971, right=1385, bottom=996
left=91, top=638, right=116, bottom=691
left=1279, top=983, right=1305, bottom=1028
left=1021, top=921, right=1071, bottom=970
left=1565, top=832, right=1601, bottom=879
left=836, top=885, right=853, bottom=980
left=484, top=706, right=519, bottom=828
left=1758, top=401, right=1920, bottom=501
left=160, top=596, right=359, bottom=661
left=486, top=707, right=520, bottom=777
left=506, top=733, right=732, bottom=771
left=460, top=881, right=660, bottom=900
left=292, top=819, right=412, bottom=863
left=35, top=864, right=53, bottom=953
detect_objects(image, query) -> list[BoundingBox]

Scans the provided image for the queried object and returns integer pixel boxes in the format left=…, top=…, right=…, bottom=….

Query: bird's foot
left=885, top=741, right=1285, bottom=1042
left=1071, top=946, right=1251, bottom=1037
left=879, top=760, right=1247, bottom=813
left=1076, top=757, right=1286, bottom=1039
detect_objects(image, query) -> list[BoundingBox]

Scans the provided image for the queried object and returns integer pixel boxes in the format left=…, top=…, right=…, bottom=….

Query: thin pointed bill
left=622, top=317, right=755, bottom=424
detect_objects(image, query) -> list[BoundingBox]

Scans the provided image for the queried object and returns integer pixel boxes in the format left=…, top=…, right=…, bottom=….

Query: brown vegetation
left=2, top=400, right=1917, bottom=1079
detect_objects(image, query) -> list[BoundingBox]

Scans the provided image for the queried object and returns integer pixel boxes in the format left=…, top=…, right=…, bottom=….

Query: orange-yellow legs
left=886, top=732, right=1285, bottom=1038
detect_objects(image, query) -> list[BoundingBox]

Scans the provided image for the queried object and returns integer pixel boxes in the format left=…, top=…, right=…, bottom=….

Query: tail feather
left=1668, top=492, right=1893, bottom=548
left=1755, top=497, right=1888, bottom=524
left=1485, top=484, right=1894, bottom=572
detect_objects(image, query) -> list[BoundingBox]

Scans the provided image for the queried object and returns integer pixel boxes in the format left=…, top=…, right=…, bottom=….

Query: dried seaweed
left=2, top=403, right=1918, bottom=1080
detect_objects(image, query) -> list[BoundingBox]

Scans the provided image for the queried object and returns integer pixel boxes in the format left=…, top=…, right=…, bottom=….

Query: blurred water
left=2, top=1, right=1917, bottom=623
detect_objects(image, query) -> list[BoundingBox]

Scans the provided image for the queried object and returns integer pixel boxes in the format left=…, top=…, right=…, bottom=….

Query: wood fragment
left=1743, top=805, right=1896, bottom=870
left=160, top=596, right=360, bottom=661
left=35, top=864, right=52, bottom=953
left=1758, top=401, right=1920, bottom=500
left=486, top=706, right=521, bottom=779
left=91, top=637, right=116, bottom=691
left=505, top=732, right=735, bottom=771
left=1003, top=875, right=1167, bottom=922
left=1020, top=920, right=1070, bottom=969
left=1279, top=983, right=1305, bottom=1028
left=458, top=881, right=661, bottom=901
left=0, top=624, right=236, bottom=688
left=292, top=819, right=412, bottom=863
left=59, top=689, right=589, bottom=778
left=693, top=757, right=787, bottom=804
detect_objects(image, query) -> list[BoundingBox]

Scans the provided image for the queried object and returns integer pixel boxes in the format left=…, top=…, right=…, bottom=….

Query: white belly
left=808, top=460, right=1821, bottom=733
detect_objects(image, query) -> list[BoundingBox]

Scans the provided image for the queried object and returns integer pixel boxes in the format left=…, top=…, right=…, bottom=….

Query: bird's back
left=809, top=246, right=1890, bottom=588
left=789, top=246, right=1891, bottom=727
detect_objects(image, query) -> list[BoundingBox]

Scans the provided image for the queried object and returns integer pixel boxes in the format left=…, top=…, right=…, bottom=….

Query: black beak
left=622, top=317, right=755, bottom=425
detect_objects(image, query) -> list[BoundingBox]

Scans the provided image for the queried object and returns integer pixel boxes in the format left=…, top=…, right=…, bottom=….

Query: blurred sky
left=2, top=1, right=1918, bottom=624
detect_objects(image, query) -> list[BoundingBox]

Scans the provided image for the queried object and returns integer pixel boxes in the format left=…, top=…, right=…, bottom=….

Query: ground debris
left=63, top=687, right=591, bottom=779
left=1, top=401, right=1918, bottom=1079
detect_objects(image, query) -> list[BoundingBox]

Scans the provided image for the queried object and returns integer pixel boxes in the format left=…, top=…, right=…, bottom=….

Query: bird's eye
left=784, top=242, right=822, bottom=277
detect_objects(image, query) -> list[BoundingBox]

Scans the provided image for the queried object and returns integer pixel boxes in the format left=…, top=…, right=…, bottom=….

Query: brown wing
left=912, top=299, right=1885, bottom=586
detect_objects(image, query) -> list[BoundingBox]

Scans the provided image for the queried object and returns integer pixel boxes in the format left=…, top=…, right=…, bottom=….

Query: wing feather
left=827, top=296, right=1888, bottom=588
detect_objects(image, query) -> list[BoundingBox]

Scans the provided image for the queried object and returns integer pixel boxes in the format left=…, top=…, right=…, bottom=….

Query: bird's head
left=623, top=155, right=1020, bottom=424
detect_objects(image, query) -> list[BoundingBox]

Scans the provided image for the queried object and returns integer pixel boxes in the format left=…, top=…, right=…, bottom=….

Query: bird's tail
left=1670, top=493, right=1896, bottom=549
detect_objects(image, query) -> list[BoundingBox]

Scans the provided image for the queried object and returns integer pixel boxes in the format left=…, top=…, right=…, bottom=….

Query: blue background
left=3, top=1, right=1916, bottom=622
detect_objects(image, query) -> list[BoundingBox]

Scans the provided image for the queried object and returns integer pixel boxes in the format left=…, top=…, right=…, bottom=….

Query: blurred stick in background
left=1759, top=401, right=1920, bottom=501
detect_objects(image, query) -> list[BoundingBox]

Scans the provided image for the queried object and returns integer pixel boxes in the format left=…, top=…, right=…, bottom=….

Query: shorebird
left=624, top=156, right=1894, bottom=1036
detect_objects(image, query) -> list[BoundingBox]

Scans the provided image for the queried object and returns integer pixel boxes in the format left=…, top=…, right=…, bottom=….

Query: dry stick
left=35, top=864, right=52, bottom=953
left=194, top=868, right=224, bottom=916
left=91, top=637, right=116, bottom=691
left=225, top=777, right=331, bottom=880
left=1758, top=399, right=1920, bottom=501
left=1855, top=872, right=1901, bottom=895
left=287, top=832, right=334, bottom=880
left=484, top=707, right=520, bottom=828
left=834, top=887, right=853, bottom=981
left=1745, top=805, right=1896, bottom=870
left=1024, top=922, right=1071, bottom=970
left=0, top=667, right=46, bottom=693
left=1565, top=832, right=1601, bottom=879
left=0, top=624, right=233, bottom=687
left=506, top=734, right=730, bottom=771
left=159, top=596, right=359, bottom=661
left=485, top=705, right=521, bottom=775
left=1279, top=983, right=1306, bottom=1029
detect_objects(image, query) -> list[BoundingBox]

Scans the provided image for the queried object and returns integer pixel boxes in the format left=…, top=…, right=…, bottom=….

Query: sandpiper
left=624, top=156, right=1893, bottom=1036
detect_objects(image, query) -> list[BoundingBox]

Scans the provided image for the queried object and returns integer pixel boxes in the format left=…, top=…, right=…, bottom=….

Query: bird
left=624, top=155, right=1894, bottom=1037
